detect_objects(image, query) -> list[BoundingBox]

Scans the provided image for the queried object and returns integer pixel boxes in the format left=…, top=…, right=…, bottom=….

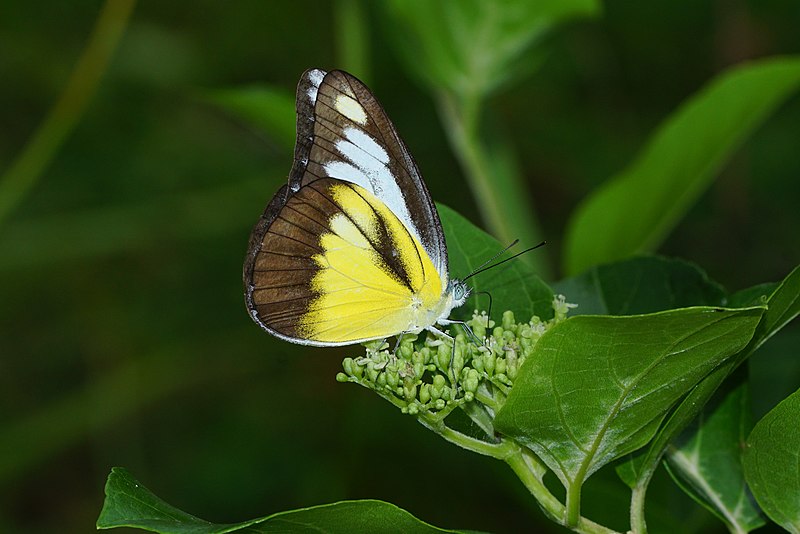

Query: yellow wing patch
left=298, top=183, right=445, bottom=342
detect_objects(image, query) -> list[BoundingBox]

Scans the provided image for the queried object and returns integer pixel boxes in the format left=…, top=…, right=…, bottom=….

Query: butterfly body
left=244, top=69, right=468, bottom=346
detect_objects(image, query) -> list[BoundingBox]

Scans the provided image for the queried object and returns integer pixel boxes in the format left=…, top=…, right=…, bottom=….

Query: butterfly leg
left=438, top=319, right=484, bottom=347
left=391, top=332, right=405, bottom=356
left=426, top=325, right=460, bottom=387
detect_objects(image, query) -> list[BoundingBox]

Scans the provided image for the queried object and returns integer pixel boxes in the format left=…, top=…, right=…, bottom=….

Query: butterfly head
left=449, top=278, right=471, bottom=308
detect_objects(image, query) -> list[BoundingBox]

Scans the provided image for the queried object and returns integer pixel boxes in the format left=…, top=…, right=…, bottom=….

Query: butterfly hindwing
left=245, top=178, right=444, bottom=345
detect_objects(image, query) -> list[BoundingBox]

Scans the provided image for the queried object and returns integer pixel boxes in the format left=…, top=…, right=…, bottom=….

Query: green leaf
left=665, top=375, right=766, bottom=533
left=616, top=265, right=800, bottom=528
left=201, top=85, right=296, bottom=151
left=552, top=256, right=725, bottom=316
left=97, top=467, right=465, bottom=534
left=726, top=283, right=778, bottom=309
left=564, top=56, right=800, bottom=275
left=383, top=0, right=600, bottom=100
left=751, top=264, right=800, bottom=352
left=744, top=388, right=800, bottom=533
left=439, top=203, right=554, bottom=322
left=494, top=307, right=764, bottom=512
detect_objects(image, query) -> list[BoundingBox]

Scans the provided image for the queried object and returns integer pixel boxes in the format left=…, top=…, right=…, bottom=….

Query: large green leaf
left=616, top=266, right=800, bottom=529
left=564, top=56, right=800, bottom=275
left=665, top=376, right=766, bottom=533
left=494, top=307, right=764, bottom=508
left=97, top=467, right=465, bottom=534
left=744, top=388, right=800, bottom=533
left=439, top=203, right=553, bottom=322
left=552, top=256, right=725, bottom=316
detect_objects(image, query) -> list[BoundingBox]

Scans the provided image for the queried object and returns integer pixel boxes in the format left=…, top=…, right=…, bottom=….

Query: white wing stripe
left=321, top=127, right=425, bottom=251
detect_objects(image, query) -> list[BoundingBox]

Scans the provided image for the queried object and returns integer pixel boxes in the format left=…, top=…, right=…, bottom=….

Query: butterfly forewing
left=298, top=70, right=448, bottom=278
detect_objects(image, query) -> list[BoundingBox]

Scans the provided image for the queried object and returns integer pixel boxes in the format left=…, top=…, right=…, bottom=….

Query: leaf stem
left=0, top=0, right=136, bottom=226
left=566, top=479, right=582, bottom=527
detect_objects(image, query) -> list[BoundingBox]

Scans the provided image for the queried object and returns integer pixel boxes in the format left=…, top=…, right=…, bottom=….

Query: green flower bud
left=434, top=399, right=446, bottom=411
left=464, top=375, right=479, bottom=393
left=495, top=357, right=507, bottom=376
left=484, top=352, right=496, bottom=375
left=502, top=310, right=515, bottom=330
left=406, top=403, right=419, bottom=415
left=386, top=369, right=399, bottom=388
left=413, top=361, right=425, bottom=378
left=464, top=391, right=474, bottom=402
left=432, top=374, right=447, bottom=398
left=418, top=347, right=432, bottom=364
left=493, top=326, right=504, bottom=339
left=471, top=321, right=486, bottom=340
left=505, top=349, right=518, bottom=379
left=452, top=351, right=464, bottom=379
left=367, top=365, right=380, bottom=382
left=342, top=357, right=355, bottom=376
left=419, top=383, right=431, bottom=404
left=472, top=354, right=485, bottom=373
left=376, top=372, right=387, bottom=387
left=404, top=383, right=417, bottom=402
left=441, top=386, right=453, bottom=401
left=398, top=337, right=416, bottom=359
left=507, top=364, right=518, bottom=381
left=436, top=343, right=451, bottom=370
left=335, top=372, right=349, bottom=383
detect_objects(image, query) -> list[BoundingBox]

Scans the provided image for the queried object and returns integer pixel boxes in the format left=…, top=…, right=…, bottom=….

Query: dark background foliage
left=1, top=1, right=798, bottom=533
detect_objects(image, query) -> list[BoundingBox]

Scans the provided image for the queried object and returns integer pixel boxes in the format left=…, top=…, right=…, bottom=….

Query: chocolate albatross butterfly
left=243, top=68, right=470, bottom=346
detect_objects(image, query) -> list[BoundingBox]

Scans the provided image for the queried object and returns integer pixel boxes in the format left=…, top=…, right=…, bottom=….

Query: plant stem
left=504, top=449, right=621, bottom=534
left=417, top=416, right=507, bottom=458
left=630, top=484, right=648, bottom=534
left=420, top=415, right=623, bottom=534
left=437, top=91, right=548, bottom=277
left=0, top=0, right=136, bottom=227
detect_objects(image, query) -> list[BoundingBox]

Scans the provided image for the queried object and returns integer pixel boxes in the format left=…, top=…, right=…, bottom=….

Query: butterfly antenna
left=463, top=241, right=547, bottom=282
left=465, top=239, right=520, bottom=278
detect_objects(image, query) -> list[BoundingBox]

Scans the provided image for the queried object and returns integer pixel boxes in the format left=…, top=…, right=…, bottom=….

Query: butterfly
left=243, top=68, right=470, bottom=347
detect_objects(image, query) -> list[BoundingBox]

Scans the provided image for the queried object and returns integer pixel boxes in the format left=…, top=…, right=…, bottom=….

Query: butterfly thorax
left=405, top=278, right=469, bottom=334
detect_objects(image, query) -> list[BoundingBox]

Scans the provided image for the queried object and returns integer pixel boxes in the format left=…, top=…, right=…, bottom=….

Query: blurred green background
left=1, top=1, right=799, bottom=533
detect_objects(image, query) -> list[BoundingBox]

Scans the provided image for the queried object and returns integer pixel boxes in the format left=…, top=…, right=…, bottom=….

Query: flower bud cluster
left=336, top=295, right=576, bottom=415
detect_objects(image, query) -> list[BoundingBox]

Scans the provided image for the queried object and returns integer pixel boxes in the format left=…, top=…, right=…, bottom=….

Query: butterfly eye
left=452, top=281, right=469, bottom=303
